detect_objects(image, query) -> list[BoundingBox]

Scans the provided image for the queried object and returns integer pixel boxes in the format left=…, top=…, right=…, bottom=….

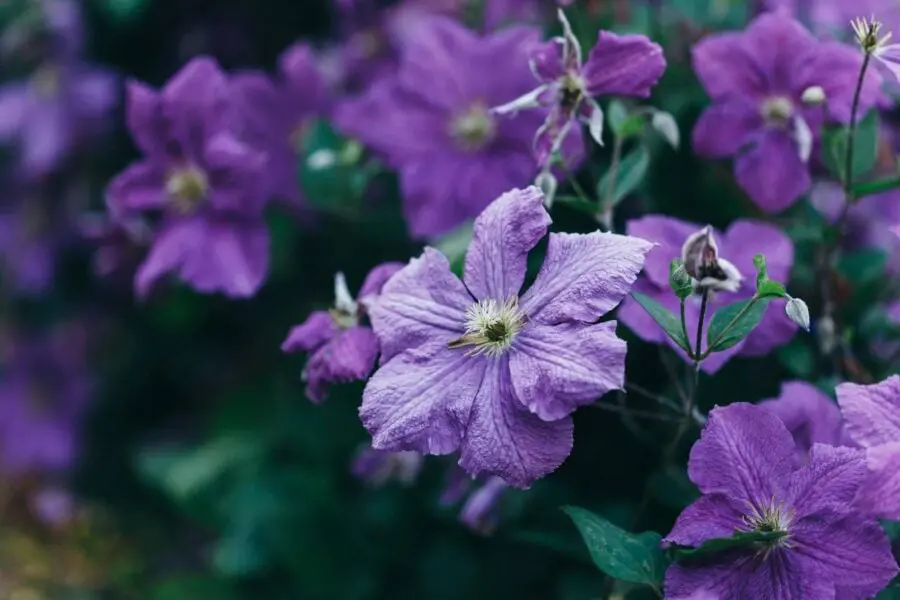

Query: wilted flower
left=837, top=376, right=900, bottom=520
left=618, top=216, right=797, bottom=373
left=760, top=381, right=847, bottom=464
left=663, top=403, right=897, bottom=599
left=680, top=226, right=743, bottom=293
left=361, top=187, right=652, bottom=487
left=692, top=12, right=883, bottom=212
left=282, top=263, right=403, bottom=402
left=106, top=57, right=271, bottom=298
left=493, top=9, right=665, bottom=167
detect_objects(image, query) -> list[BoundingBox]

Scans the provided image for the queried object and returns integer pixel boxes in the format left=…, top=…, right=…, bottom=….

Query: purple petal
left=21, top=99, right=68, bottom=175
left=203, top=132, right=268, bottom=214
left=125, top=80, right=167, bottom=158
left=691, top=31, right=769, bottom=101
left=734, top=130, right=810, bottom=213
left=692, top=102, right=762, bottom=158
left=360, top=342, right=483, bottom=455
left=759, top=381, right=845, bottom=459
left=71, top=67, right=119, bottom=119
left=687, top=403, right=794, bottom=503
left=520, top=231, right=653, bottom=324
left=858, top=442, right=900, bottom=520
left=509, top=321, right=624, bottom=420
left=367, top=248, right=471, bottom=362
left=162, top=56, right=234, bottom=159
left=744, top=552, right=836, bottom=600
left=582, top=31, right=666, bottom=98
left=625, top=215, right=700, bottom=289
left=459, top=476, right=507, bottom=534
left=663, top=494, right=744, bottom=548
left=278, top=43, right=330, bottom=115
left=836, top=376, right=900, bottom=447
left=721, top=220, right=794, bottom=284
left=463, top=186, right=550, bottom=301
left=664, top=555, right=757, bottom=600
left=458, top=359, right=573, bottom=488
left=281, top=311, right=337, bottom=353
left=304, top=326, right=379, bottom=402
left=0, top=83, right=28, bottom=140
left=358, top=262, right=406, bottom=299
left=787, top=444, right=865, bottom=518
left=533, top=105, right=574, bottom=168
left=529, top=38, right=565, bottom=82
left=106, top=160, right=166, bottom=216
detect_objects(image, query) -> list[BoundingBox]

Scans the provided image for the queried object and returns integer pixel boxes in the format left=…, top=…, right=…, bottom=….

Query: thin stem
left=679, top=299, right=691, bottom=360
left=694, top=291, right=708, bottom=368
left=659, top=347, right=689, bottom=404
left=625, top=382, right=682, bottom=413
left=591, top=401, right=682, bottom=422
left=559, top=160, right=593, bottom=205
left=844, top=52, right=871, bottom=197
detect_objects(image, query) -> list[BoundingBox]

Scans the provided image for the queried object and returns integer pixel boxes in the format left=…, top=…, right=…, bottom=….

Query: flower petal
left=203, top=132, right=268, bottom=214
left=692, top=102, right=762, bottom=158
left=734, top=130, right=811, bottom=213
left=463, top=186, right=550, bottom=301
left=529, top=38, right=565, bottom=82
left=368, top=248, right=471, bottom=362
left=509, top=321, right=625, bottom=420
left=582, top=31, right=666, bottom=98
left=691, top=31, right=768, bottom=101
left=0, top=83, right=27, bottom=140
left=304, top=326, right=379, bottom=402
left=793, top=41, right=884, bottom=123
left=743, top=551, right=835, bottom=600
left=458, top=358, right=573, bottom=488
left=358, top=262, right=405, bottom=300
left=106, top=160, right=166, bottom=217
left=788, top=444, right=865, bottom=518
left=520, top=231, right=653, bottom=324
left=836, top=377, right=900, bottom=448
left=759, top=381, right=845, bottom=459
left=664, top=554, right=757, bottom=600
left=626, top=215, right=701, bottom=289
left=360, top=342, right=483, bottom=455
left=125, top=80, right=167, bottom=158
left=687, top=403, right=794, bottom=503
left=281, top=311, right=337, bottom=353
left=858, top=441, right=900, bottom=520
left=663, top=494, right=745, bottom=548
left=577, top=97, right=604, bottom=146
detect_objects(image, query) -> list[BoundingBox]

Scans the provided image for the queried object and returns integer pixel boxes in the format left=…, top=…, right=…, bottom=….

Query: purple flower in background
left=692, top=12, right=883, bottom=212
left=618, top=215, right=797, bottom=373
left=77, top=212, right=151, bottom=280
left=335, top=18, right=578, bottom=239
left=760, top=380, right=847, bottom=463
left=351, top=445, right=424, bottom=486
left=106, top=57, right=271, bottom=299
left=361, top=187, right=652, bottom=487
left=459, top=476, right=508, bottom=535
left=231, top=43, right=330, bottom=209
left=31, top=486, right=76, bottom=527
left=493, top=9, right=665, bottom=167
left=282, top=262, right=404, bottom=402
left=663, top=403, right=897, bottom=599
left=837, top=376, right=900, bottom=520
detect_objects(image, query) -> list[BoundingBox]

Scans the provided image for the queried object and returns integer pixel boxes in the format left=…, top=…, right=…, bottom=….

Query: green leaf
left=554, top=194, right=600, bottom=215
left=562, top=506, right=667, bottom=588
left=668, top=530, right=788, bottom=563
left=777, top=339, right=816, bottom=378
left=837, top=248, right=887, bottom=286
left=752, top=254, right=767, bottom=287
left=669, top=259, right=693, bottom=301
left=706, top=298, right=770, bottom=353
left=631, top=292, right=691, bottom=354
left=597, top=146, right=650, bottom=207
left=757, top=280, right=787, bottom=299
left=298, top=120, right=370, bottom=213
left=822, top=110, right=879, bottom=182
left=607, top=100, right=628, bottom=134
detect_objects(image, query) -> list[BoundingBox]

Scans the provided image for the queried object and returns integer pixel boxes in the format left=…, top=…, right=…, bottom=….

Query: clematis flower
left=360, top=186, right=652, bottom=487
left=837, top=376, right=900, bottom=520
left=231, top=43, right=330, bottom=209
left=760, top=380, right=847, bottom=464
left=106, top=57, right=271, bottom=299
left=282, top=262, right=404, bottom=402
left=692, top=11, right=883, bottom=212
left=618, top=215, right=797, bottom=374
left=493, top=9, right=665, bottom=167
left=663, top=403, right=898, bottom=600
left=335, top=17, right=580, bottom=239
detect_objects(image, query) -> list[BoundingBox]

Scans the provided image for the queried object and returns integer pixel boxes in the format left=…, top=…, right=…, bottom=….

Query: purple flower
left=31, top=487, right=75, bottom=527
left=77, top=212, right=150, bottom=280
left=663, top=403, right=898, bottom=600
left=837, top=376, right=900, bottom=520
left=335, top=18, right=578, bottom=239
left=760, top=380, right=847, bottom=464
left=617, top=215, right=797, bottom=373
left=360, top=187, right=653, bottom=487
left=106, top=57, right=271, bottom=299
left=282, top=262, right=404, bottom=402
left=493, top=9, right=665, bottom=167
left=692, top=12, right=883, bottom=212
left=351, top=445, right=424, bottom=486
left=231, top=43, right=330, bottom=209
left=459, top=476, right=508, bottom=535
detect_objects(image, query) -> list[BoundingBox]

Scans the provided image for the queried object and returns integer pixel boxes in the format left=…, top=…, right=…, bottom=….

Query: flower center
left=448, top=298, right=526, bottom=357
left=742, top=497, right=794, bottom=550
left=761, top=96, right=794, bottom=128
left=560, top=72, right=585, bottom=109
left=165, top=166, right=209, bottom=214
left=450, top=102, right=496, bottom=152
left=329, top=272, right=359, bottom=329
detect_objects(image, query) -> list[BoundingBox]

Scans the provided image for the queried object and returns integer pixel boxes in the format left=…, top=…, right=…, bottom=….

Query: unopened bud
left=785, top=296, right=810, bottom=331
left=651, top=110, right=680, bottom=149
left=801, top=86, right=826, bottom=106
left=681, top=226, right=743, bottom=293
left=535, top=170, right=558, bottom=208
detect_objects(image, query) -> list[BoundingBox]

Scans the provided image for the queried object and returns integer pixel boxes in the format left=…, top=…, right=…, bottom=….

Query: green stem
left=852, top=174, right=900, bottom=198
left=694, top=292, right=708, bottom=369
left=843, top=52, right=871, bottom=198
left=679, top=299, right=690, bottom=360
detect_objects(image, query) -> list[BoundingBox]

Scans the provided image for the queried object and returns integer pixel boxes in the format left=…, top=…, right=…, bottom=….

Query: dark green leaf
left=631, top=292, right=691, bottom=354
left=607, top=100, right=628, bottom=135
left=298, top=120, right=369, bottom=213
left=822, top=110, right=879, bottom=182
left=706, top=298, right=770, bottom=353
left=668, top=530, right=788, bottom=563
left=597, top=146, right=650, bottom=207
left=837, top=249, right=887, bottom=286
left=669, top=259, right=693, bottom=301
left=563, top=506, right=667, bottom=587
left=757, top=280, right=787, bottom=299
left=777, top=339, right=816, bottom=378
left=875, top=580, right=900, bottom=599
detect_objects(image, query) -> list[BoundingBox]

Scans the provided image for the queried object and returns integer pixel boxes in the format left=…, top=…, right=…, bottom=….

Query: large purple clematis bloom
left=335, top=18, right=579, bottom=239
left=663, top=403, right=898, bottom=599
left=618, top=215, right=797, bottom=374
left=282, top=262, right=404, bottom=402
left=493, top=9, right=665, bottom=167
left=837, top=376, right=900, bottom=520
left=106, top=57, right=271, bottom=299
left=231, top=43, right=330, bottom=209
left=360, top=186, right=653, bottom=487
left=692, top=11, right=883, bottom=212
left=760, top=380, right=847, bottom=464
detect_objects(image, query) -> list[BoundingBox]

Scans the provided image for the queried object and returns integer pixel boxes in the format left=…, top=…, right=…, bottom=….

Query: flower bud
left=681, top=226, right=743, bottom=293
left=785, top=296, right=810, bottom=331
left=651, top=110, right=680, bottom=149
left=801, top=85, right=826, bottom=106
left=535, top=169, right=558, bottom=208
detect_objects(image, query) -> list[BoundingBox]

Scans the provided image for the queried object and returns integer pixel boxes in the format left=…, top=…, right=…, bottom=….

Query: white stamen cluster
left=449, top=297, right=526, bottom=357
left=852, top=16, right=891, bottom=55
left=451, top=103, right=497, bottom=152
left=329, top=272, right=360, bottom=329
left=165, top=166, right=209, bottom=214
left=742, top=497, right=795, bottom=553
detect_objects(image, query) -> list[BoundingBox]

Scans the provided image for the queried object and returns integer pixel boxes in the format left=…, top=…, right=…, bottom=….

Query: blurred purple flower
left=335, top=18, right=579, bottom=239
left=837, top=376, right=900, bottom=520
left=663, top=403, right=897, bottom=599
left=351, top=445, right=424, bottom=486
left=77, top=212, right=150, bottom=280
left=106, top=57, right=271, bottom=299
left=759, top=380, right=847, bottom=464
left=459, top=476, right=508, bottom=535
left=692, top=12, right=883, bottom=212
left=231, top=44, right=331, bottom=210
left=361, top=187, right=652, bottom=487
left=31, top=486, right=75, bottom=527
left=618, top=215, right=797, bottom=373
left=282, top=262, right=404, bottom=402
left=493, top=9, right=665, bottom=167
